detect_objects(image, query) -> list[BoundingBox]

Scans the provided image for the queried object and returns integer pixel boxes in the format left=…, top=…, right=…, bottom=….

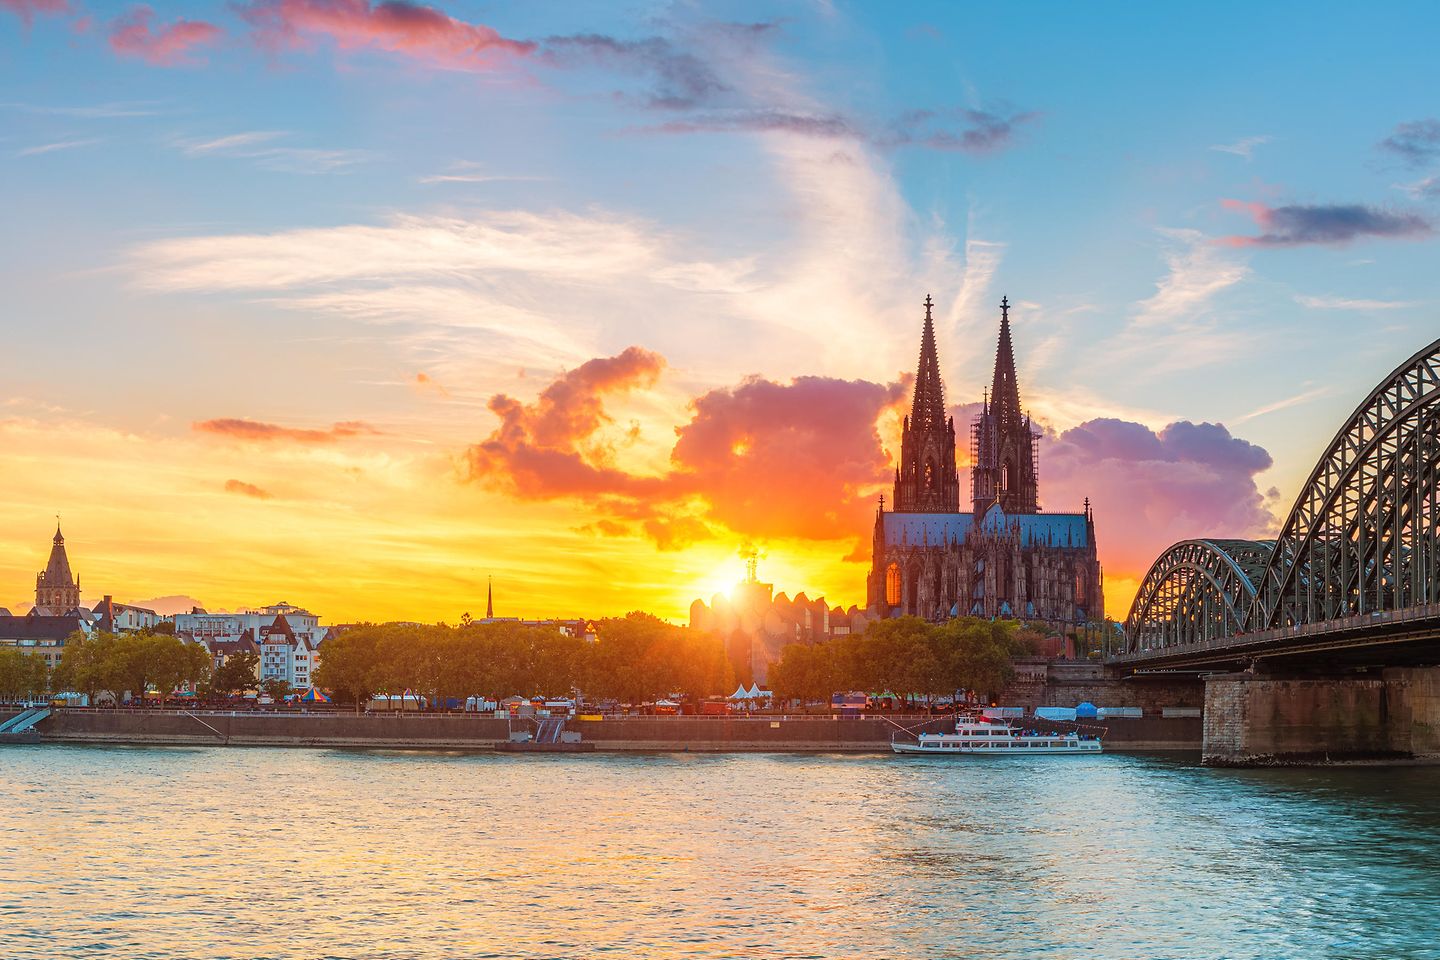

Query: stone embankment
left=11, top=709, right=1201, bottom=753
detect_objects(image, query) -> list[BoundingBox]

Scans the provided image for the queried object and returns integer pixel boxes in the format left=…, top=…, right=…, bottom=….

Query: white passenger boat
left=891, top=715, right=1102, bottom=755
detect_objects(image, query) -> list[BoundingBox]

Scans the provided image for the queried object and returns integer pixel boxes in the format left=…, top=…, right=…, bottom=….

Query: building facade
left=867, top=297, right=1104, bottom=626
left=257, top=614, right=317, bottom=690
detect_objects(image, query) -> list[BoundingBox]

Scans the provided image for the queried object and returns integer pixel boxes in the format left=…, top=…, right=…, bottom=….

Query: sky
left=2, top=0, right=1439, bottom=624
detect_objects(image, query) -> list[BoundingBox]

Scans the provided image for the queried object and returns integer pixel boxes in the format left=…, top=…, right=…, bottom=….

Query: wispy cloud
left=1378, top=118, right=1440, bottom=167
left=1219, top=199, right=1431, bottom=247
left=196, top=418, right=379, bottom=444
left=0, top=100, right=164, bottom=118
left=1395, top=174, right=1440, bottom=201
left=417, top=161, right=548, bottom=185
left=1293, top=294, right=1414, bottom=310
left=16, top=137, right=101, bottom=157
left=1209, top=135, right=1271, bottom=160
left=181, top=131, right=286, bottom=155
left=1232, top=385, right=1331, bottom=424
left=173, top=130, right=373, bottom=173
left=1133, top=228, right=1248, bottom=327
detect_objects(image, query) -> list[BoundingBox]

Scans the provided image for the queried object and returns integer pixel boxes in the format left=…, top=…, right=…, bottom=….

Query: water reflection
left=1, top=746, right=1438, bottom=959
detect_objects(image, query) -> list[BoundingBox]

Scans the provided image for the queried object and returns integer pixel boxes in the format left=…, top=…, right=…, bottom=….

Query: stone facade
left=867, top=297, right=1104, bottom=625
left=1199, top=670, right=1440, bottom=766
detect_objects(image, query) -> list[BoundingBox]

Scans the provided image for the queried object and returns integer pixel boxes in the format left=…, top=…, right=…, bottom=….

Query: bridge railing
left=1112, top=601, right=1440, bottom=664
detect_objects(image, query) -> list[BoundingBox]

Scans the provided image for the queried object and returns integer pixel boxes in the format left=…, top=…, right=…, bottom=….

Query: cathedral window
left=924, top=462, right=934, bottom=488
left=886, top=563, right=902, bottom=606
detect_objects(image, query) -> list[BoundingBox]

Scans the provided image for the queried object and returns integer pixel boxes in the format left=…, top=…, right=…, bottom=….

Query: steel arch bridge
left=1119, top=336, right=1440, bottom=664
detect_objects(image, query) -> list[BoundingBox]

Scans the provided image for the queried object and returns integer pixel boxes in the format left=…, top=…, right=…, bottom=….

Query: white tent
left=730, top=685, right=751, bottom=700
left=747, top=683, right=763, bottom=698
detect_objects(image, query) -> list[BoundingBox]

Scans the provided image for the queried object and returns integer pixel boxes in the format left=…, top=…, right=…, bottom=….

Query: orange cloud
left=413, top=372, right=449, bottom=398
left=109, top=5, right=222, bottom=65
left=466, top=347, right=906, bottom=549
left=466, top=347, right=668, bottom=500
left=224, top=479, right=274, bottom=500
left=194, top=418, right=379, bottom=444
left=239, top=0, right=535, bottom=70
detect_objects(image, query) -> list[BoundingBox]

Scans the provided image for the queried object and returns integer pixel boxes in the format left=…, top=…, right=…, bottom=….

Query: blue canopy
left=1075, top=701, right=1098, bottom=719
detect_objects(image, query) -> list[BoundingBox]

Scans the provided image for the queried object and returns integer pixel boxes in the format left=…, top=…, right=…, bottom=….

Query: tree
left=210, top=649, right=260, bottom=697
left=313, top=626, right=382, bottom=713
left=261, top=678, right=293, bottom=701
left=52, top=631, right=117, bottom=703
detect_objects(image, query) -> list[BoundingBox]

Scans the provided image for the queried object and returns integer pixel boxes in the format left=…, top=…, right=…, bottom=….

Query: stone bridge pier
left=1202, top=667, right=1440, bottom=766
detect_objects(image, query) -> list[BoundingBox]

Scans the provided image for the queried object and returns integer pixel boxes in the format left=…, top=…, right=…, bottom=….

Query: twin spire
left=912, top=294, right=1020, bottom=423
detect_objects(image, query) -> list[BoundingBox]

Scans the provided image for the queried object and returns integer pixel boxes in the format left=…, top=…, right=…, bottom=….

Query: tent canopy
left=299, top=687, right=331, bottom=703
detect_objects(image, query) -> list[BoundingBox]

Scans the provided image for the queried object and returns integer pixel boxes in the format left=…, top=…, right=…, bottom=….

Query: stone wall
left=996, top=659, right=1205, bottom=714
left=1202, top=673, right=1410, bottom=766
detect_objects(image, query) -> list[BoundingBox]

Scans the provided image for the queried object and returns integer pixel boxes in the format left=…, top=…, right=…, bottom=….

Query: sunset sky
left=3, top=0, right=1439, bottom=623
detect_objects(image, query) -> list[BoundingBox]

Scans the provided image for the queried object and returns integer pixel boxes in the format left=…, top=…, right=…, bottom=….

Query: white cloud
left=16, top=138, right=101, bottom=157
left=1293, top=294, right=1415, bottom=310
left=1209, top=135, right=1272, bottom=160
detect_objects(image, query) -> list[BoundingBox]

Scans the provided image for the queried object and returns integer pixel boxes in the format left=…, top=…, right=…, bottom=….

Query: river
left=2, top=746, right=1437, bottom=959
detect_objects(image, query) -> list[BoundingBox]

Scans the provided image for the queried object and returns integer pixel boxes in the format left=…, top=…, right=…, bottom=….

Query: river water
left=2, top=746, right=1438, bottom=959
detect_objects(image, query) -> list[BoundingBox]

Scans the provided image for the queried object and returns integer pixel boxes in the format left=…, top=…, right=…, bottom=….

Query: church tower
left=971, top=297, right=1039, bottom=515
left=891, top=295, right=960, bottom=513
left=35, top=522, right=81, bottom=612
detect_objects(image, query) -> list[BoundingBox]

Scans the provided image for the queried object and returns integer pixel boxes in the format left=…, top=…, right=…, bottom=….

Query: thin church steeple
left=486, top=576, right=494, bottom=619
left=971, top=296, right=1038, bottom=515
left=891, top=295, right=960, bottom=513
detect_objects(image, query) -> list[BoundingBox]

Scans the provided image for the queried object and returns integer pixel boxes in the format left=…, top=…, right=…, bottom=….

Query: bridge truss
left=1121, top=336, right=1440, bottom=659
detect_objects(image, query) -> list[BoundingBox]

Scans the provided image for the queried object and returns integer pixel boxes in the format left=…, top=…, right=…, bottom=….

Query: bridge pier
left=1202, top=667, right=1440, bottom=766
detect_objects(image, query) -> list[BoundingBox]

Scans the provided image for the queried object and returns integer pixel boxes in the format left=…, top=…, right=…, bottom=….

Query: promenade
left=2, top=708, right=1201, bottom=752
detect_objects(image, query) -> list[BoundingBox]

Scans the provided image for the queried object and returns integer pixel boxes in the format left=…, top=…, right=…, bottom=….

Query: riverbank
left=6, top=709, right=1202, bottom=752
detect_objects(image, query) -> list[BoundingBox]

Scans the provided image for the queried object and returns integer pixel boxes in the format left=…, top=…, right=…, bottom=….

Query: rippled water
left=3, top=746, right=1439, bottom=959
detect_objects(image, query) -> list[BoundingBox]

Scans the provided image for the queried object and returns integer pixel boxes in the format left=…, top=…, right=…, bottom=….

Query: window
left=885, top=563, right=902, bottom=606
left=924, top=461, right=934, bottom=488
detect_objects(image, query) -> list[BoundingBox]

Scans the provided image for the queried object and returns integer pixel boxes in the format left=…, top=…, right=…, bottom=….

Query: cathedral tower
left=35, top=522, right=81, bottom=612
left=891, top=295, right=960, bottom=513
left=971, top=297, right=1039, bottom=515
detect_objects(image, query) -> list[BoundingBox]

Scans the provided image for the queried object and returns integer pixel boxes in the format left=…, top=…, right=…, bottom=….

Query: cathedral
left=866, top=296, right=1104, bottom=626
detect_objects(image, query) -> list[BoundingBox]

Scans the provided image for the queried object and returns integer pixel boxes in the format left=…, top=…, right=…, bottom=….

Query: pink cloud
left=1042, top=418, right=1278, bottom=578
left=194, top=418, right=379, bottom=444
left=109, top=6, right=223, bottom=66
left=1, top=0, right=68, bottom=26
left=238, top=0, right=535, bottom=70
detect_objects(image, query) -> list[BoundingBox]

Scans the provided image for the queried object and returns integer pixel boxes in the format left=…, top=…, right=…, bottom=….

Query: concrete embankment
left=21, top=710, right=1201, bottom=753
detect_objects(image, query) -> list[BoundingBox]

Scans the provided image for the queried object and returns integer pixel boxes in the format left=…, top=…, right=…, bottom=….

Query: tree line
left=52, top=630, right=212, bottom=704
left=767, top=616, right=1038, bottom=707
left=316, top=612, right=733, bottom=712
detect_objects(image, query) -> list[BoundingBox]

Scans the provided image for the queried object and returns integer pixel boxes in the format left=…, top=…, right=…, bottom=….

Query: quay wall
left=999, top=660, right=1205, bottom=715
left=28, top=710, right=1200, bottom=752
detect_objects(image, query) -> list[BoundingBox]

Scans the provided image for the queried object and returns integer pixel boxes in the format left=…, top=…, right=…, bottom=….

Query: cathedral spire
left=891, top=294, right=960, bottom=513
left=486, top=576, right=494, bottom=619
left=990, top=296, right=1022, bottom=427
left=910, top=294, right=947, bottom=432
left=970, top=296, right=1038, bottom=515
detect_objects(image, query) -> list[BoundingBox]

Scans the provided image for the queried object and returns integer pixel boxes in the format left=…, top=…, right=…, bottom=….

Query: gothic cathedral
left=867, top=297, right=1104, bottom=626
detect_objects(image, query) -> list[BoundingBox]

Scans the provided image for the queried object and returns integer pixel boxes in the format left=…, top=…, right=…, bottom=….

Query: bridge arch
left=1254, top=337, right=1440, bottom=629
left=1123, top=539, right=1273, bottom=654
